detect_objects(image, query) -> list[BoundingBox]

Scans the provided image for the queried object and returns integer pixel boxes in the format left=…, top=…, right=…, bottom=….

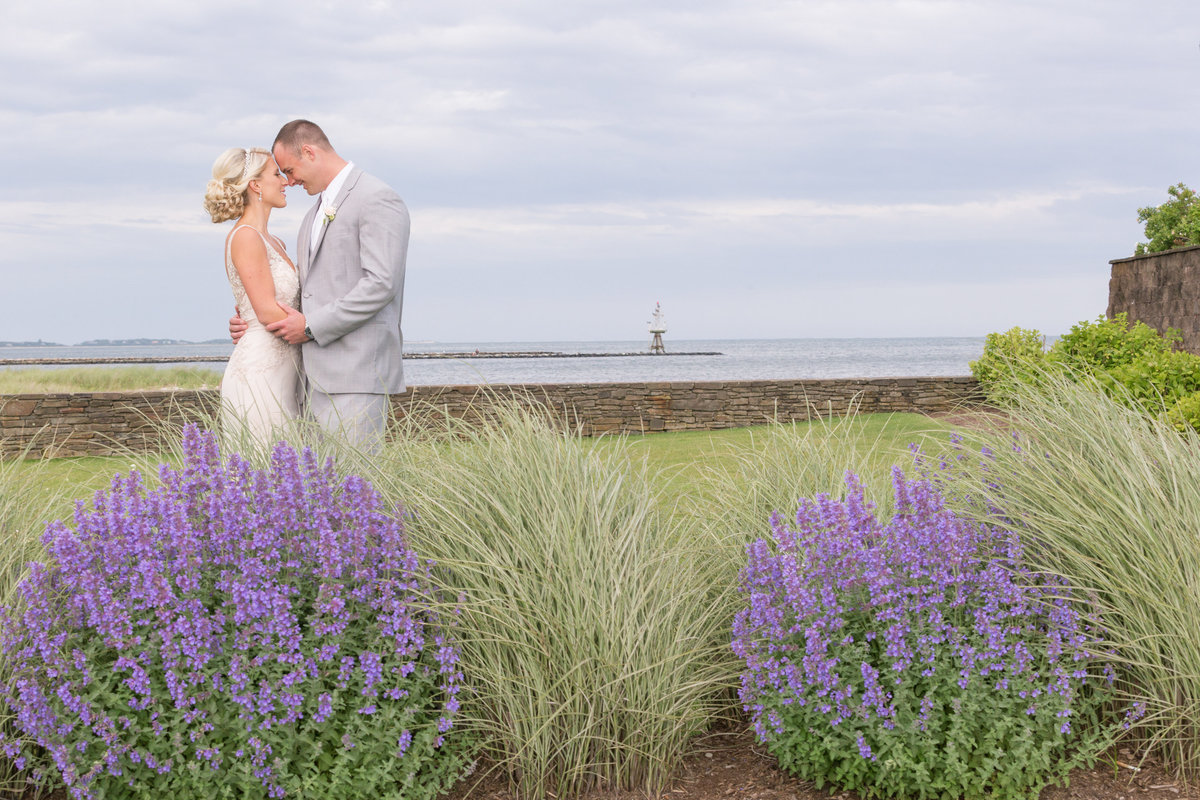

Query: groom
left=241, top=119, right=409, bottom=450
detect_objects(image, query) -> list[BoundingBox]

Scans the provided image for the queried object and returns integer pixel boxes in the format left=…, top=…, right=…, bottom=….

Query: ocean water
left=0, top=338, right=984, bottom=386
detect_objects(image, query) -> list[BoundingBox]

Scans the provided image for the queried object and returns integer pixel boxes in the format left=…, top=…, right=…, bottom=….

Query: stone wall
left=1, top=376, right=982, bottom=459
left=1108, top=245, right=1200, bottom=352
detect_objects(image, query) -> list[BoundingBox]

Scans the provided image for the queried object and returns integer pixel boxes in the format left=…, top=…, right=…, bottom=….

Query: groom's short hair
left=274, top=120, right=333, bottom=155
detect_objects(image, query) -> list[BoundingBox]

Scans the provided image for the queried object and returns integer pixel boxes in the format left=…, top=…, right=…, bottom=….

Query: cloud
left=2, top=0, right=1199, bottom=345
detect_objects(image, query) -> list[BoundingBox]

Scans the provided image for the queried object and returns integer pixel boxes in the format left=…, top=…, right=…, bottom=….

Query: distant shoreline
left=0, top=351, right=723, bottom=366
left=0, top=339, right=982, bottom=385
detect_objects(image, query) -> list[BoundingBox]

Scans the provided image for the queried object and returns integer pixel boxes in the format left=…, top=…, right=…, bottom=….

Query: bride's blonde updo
left=204, top=147, right=273, bottom=223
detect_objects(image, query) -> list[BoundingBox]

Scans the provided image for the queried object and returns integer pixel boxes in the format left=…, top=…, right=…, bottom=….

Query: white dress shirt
left=310, top=161, right=355, bottom=256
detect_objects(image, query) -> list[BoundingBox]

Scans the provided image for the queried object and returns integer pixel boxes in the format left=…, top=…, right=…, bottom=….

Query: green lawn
left=596, top=411, right=956, bottom=507
left=7, top=456, right=128, bottom=526
left=0, top=366, right=222, bottom=394
left=10, top=412, right=958, bottom=525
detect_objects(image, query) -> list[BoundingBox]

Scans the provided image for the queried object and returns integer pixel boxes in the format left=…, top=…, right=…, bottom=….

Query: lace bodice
left=225, top=225, right=300, bottom=327
left=224, top=226, right=301, bottom=383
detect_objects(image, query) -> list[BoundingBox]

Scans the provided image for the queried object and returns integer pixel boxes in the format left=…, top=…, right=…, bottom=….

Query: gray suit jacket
left=297, top=167, right=408, bottom=395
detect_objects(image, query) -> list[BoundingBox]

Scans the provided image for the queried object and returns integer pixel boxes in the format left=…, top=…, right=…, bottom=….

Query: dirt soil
left=927, top=408, right=1012, bottom=433
left=442, top=728, right=1196, bottom=800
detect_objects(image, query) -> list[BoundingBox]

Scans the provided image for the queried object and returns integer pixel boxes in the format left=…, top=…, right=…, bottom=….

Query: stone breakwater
left=1, top=376, right=982, bottom=459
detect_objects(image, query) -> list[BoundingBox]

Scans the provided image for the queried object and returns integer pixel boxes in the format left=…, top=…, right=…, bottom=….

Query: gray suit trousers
left=305, top=383, right=390, bottom=454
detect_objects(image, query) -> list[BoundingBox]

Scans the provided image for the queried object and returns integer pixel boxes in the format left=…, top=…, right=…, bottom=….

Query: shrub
left=733, top=469, right=1116, bottom=800
left=1167, top=391, right=1200, bottom=433
left=1039, top=314, right=1199, bottom=420
left=0, top=426, right=466, bottom=800
left=981, top=315, right=1200, bottom=425
left=1102, top=348, right=1200, bottom=413
left=1047, top=313, right=1180, bottom=374
left=968, top=327, right=1047, bottom=404
left=1135, top=182, right=1200, bottom=255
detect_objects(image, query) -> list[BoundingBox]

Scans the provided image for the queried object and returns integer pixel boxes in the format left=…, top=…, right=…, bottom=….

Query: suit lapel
left=308, top=168, right=363, bottom=265
left=299, top=201, right=319, bottom=281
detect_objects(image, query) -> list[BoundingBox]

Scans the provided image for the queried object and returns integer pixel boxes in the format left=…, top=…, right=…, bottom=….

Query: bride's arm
left=229, top=227, right=287, bottom=325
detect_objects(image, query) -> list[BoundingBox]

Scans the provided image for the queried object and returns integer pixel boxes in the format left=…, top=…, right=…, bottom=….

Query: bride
left=203, top=147, right=300, bottom=448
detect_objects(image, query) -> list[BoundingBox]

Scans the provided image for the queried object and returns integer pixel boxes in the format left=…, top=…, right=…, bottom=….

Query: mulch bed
left=440, top=728, right=1196, bottom=800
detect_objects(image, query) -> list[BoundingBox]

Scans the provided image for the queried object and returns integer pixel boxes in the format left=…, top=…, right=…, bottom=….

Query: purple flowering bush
left=0, top=425, right=466, bottom=800
left=732, top=468, right=1117, bottom=800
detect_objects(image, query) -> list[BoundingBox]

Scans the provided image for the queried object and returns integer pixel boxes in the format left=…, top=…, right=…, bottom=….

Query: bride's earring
left=257, top=189, right=263, bottom=202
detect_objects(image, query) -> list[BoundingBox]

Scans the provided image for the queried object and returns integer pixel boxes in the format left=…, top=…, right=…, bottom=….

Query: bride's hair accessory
left=241, top=148, right=253, bottom=179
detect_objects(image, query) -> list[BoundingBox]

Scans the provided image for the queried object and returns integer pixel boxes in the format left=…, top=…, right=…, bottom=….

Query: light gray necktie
left=309, top=193, right=324, bottom=256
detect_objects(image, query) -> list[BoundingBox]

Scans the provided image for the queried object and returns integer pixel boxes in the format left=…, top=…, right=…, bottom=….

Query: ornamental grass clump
left=0, top=425, right=466, bottom=800
left=932, top=373, right=1200, bottom=777
left=365, top=398, right=732, bottom=800
left=0, top=437, right=71, bottom=797
left=733, top=468, right=1117, bottom=800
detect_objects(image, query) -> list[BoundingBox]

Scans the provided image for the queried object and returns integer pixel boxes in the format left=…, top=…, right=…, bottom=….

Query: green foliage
left=1166, top=392, right=1200, bottom=433
left=769, top=674, right=1104, bottom=800
left=1103, top=348, right=1200, bottom=412
left=1135, top=182, right=1200, bottom=255
left=1047, top=313, right=1180, bottom=374
left=969, top=327, right=1046, bottom=404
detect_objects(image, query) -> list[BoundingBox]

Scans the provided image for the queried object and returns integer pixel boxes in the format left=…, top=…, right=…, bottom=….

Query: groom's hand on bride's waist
left=266, top=302, right=314, bottom=345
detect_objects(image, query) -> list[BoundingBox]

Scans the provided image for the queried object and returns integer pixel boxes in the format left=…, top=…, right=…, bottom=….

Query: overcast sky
left=2, top=0, right=1198, bottom=344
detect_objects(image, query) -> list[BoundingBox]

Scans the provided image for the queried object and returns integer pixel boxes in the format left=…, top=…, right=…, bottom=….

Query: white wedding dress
left=220, top=225, right=302, bottom=449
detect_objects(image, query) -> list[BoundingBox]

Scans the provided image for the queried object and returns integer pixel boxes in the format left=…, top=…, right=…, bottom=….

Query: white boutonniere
left=322, top=204, right=338, bottom=225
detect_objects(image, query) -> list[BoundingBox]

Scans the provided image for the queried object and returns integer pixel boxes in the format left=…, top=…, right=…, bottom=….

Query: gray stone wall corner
left=1109, top=245, right=1200, bottom=354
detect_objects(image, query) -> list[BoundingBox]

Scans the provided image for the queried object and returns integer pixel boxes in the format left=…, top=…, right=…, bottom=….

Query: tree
left=1135, top=182, right=1200, bottom=255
